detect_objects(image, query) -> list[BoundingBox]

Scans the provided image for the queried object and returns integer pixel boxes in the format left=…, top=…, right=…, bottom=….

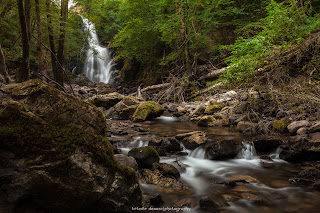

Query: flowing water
left=116, top=116, right=320, bottom=212
left=81, top=16, right=113, bottom=83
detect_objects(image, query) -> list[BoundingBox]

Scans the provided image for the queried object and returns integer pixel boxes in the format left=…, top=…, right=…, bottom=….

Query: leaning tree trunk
left=56, top=0, right=69, bottom=86
left=0, top=44, right=12, bottom=84
left=16, top=0, right=31, bottom=82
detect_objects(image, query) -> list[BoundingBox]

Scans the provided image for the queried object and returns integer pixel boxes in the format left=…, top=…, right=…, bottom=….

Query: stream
left=113, top=116, right=320, bottom=212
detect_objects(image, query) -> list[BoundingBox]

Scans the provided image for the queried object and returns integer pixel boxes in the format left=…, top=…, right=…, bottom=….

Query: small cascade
left=237, top=142, right=258, bottom=160
left=81, top=16, right=113, bottom=83
left=189, top=147, right=206, bottom=159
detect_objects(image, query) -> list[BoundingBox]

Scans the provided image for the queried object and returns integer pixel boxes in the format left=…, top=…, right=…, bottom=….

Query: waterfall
left=81, top=16, right=113, bottom=83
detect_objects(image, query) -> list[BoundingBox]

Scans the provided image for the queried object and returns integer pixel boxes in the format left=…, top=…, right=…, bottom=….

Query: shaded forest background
left=1, top=0, right=320, bottom=95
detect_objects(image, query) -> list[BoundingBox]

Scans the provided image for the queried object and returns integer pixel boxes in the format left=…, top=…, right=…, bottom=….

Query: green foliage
left=222, top=0, right=320, bottom=84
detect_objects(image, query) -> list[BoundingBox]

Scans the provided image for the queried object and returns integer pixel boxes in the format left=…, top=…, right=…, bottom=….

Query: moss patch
left=204, top=103, right=224, bottom=115
left=131, top=101, right=165, bottom=122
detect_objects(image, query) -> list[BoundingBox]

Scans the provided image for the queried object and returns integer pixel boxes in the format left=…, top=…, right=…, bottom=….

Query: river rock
left=88, top=92, right=124, bottom=109
left=237, top=121, right=258, bottom=133
left=309, top=132, right=320, bottom=142
left=162, top=137, right=182, bottom=153
left=310, top=123, right=320, bottom=133
left=192, top=105, right=206, bottom=116
left=128, top=146, right=160, bottom=169
left=174, top=106, right=187, bottom=116
left=197, top=115, right=215, bottom=127
left=0, top=79, right=142, bottom=212
left=298, top=167, right=320, bottom=178
left=114, top=96, right=140, bottom=119
left=297, top=127, right=308, bottom=135
left=138, top=168, right=187, bottom=190
left=114, top=154, right=138, bottom=170
left=153, top=163, right=180, bottom=179
left=287, top=120, right=311, bottom=134
left=205, top=140, right=243, bottom=160
left=253, top=139, right=282, bottom=152
left=176, top=198, right=196, bottom=208
left=204, top=103, right=224, bottom=115
left=199, top=196, right=219, bottom=210
left=180, top=132, right=208, bottom=150
left=166, top=103, right=178, bottom=112
left=131, top=101, right=165, bottom=122
left=240, top=193, right=264, bottom=205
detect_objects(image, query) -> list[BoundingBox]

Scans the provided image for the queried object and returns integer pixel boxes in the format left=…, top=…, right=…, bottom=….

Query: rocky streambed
left=109, top=116, right=320, bottom=213
left=1, top=77, right=320, bottom=213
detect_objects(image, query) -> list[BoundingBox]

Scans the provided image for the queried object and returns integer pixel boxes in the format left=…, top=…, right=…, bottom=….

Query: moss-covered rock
left=113, top=96, right=140, bottom=119
left=204, top=103, right=224, bottom=115
left=0, top=80, right=142, bottom=213
left=128, top=146, right=160, bottom=169
left=131, top=101, right=165, bottom=122
left=272, top=120, right=288, bottom=132
left=192, top=105, right=206, bottom=116
left=197, top=115, right=215, bottom=127
left=153, top=163, right=180, bottom=179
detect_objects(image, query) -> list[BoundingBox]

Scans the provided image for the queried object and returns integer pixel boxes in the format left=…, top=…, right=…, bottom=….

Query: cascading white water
left=237, top=142, right=259, bottom=160
left=81, top=16, right=113, bottom=83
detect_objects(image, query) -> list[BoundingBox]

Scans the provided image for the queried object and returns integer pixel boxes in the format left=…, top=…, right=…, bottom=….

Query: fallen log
left=199, top=67, right=228, bottom=81
left=131, top=83, right=171, bottom=96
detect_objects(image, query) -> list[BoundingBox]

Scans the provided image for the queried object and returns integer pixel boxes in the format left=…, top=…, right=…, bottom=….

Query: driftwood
left=131, top=83, right=171, bottom=96
left=199, top=67, right=228, bottom=81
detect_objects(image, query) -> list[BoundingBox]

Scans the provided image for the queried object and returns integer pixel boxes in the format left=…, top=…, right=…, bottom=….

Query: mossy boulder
left=114, top=96, right=140, bottom=119
left=88, top=92, right=124, bottom=109
left=197, top=115, right=229, bottom=127
left=131, top=101, right=165, bottom=122
left=204, top=103, right=224, bottom=115
left=153, top=163, right=180, bottom=179
left=0, top=80, right=142, bottom=213
left=128, top=146, right=160, bottom=169
left=197, top=115, right=215, bottom=127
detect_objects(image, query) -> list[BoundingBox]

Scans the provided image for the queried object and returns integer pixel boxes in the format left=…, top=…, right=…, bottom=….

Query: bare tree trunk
left=56, top=0, right=69, bottom=86
left=35, top=0, right=43, bottom=75
left=46, top=0, right=58, bottom=77
left=0, top=44, right=12, bottom=84
left=16, top=0, right=31, bottom=82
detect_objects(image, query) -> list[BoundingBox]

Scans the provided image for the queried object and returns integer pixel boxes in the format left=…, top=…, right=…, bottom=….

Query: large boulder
left=113, top=96, right=140, bottom=119
left=131, top=101, right=165, bottom=122
left=205, top=140, right=243, bottom=160
left=0, top=80, right=142, bottom=213
left=88, top=92, right=124, bottom=109
left=128, top=146, right=160, bottom=169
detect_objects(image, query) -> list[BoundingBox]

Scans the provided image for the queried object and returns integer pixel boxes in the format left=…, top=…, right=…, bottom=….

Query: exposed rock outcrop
left=0, top=79, right=142, bottom=213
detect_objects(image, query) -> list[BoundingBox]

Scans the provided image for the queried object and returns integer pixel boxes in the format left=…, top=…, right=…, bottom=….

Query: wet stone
left=199, top=196, right=219, bottom=210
